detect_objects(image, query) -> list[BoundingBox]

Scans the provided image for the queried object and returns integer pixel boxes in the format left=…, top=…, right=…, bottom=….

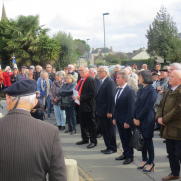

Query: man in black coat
left=113, top=71, right=135, bottom=164
left=33, top=65, right=41, bottom=81
left=89, top=68, right=102, bottom=138
left=46, top=64, right=55, bottom=82
left=96, top=66, right=117, bottom=154
left=73, top=65, right=97, bottom=149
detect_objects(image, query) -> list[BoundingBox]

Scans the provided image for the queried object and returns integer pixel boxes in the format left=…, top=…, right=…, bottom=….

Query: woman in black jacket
left=59, top=74, right=76, bottom=135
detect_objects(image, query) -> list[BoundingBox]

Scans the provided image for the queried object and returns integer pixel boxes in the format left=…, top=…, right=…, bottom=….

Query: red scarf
left=76, top=73, right=89, bottom=96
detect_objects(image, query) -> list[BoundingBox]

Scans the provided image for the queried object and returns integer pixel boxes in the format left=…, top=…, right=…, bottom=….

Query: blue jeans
left=31, top=110, right=44, bottom=121
left=65, top=107, right=76, bottom=130
left=40, top=96, right=51, bottom=118
left=53, top=105, right=66, bottom=126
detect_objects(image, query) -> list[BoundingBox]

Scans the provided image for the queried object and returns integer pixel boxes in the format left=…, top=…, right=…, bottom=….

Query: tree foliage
left=74, top=39, right=90, bottom=56
left=54, top=31, right=78, bottom=69
left=106, top=52, right=127, bottom=63
left=0, top=15, right=60, bottom=67
left=146, top=6, right=181, bottom=63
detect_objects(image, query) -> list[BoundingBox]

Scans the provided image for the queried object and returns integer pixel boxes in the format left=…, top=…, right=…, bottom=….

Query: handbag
left=40, top=90, right=46, bottom=97
left=130, top=127, right=145, bottom=151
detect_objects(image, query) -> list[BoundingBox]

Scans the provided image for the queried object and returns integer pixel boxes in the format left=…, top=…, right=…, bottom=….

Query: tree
left=74, top=39, right=90, bottom=56
left=54, top=31, right=78, bottom=69
left=1, top=15, right=60, bottom=67
left=106, top=52, right=127, bottom=63
left=146, top=6, right=181, bottom=63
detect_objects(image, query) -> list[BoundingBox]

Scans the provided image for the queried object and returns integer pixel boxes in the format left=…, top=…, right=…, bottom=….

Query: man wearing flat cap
left=0, top=80, right=67, bottom=181
left=16, top=66, right=29, bottom=81
left=154, top=69, right=169, bottom=130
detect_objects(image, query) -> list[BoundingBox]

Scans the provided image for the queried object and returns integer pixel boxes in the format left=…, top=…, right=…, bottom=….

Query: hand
left=124, top=123, right=130, bottom=129
left=157, top=86, right=162, bottom=91
left=72, top=95, right=76, bottom=100
left=159, top=90, right=163, bottom=94
left=107, top=113, right=112, bottom=118
left=133, top=118, right=140, bottom=126
left=54, top=99, right=57, bottom=102
left=158, top=117, right=165, bottom=126
left=31, top=109, right=36, bottom=113
left=113, top=119, right=116, bottom=125
left=77, top=96, right=80, bottom=101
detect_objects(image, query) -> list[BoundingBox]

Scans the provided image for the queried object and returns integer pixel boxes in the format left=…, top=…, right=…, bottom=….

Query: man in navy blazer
left=96, top=66, right=117, bottom=154
left=113, top=71, right=135, bottom=164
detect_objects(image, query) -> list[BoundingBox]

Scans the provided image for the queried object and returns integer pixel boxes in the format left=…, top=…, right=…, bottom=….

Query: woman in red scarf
left=3, top=66, right=12, bottom=87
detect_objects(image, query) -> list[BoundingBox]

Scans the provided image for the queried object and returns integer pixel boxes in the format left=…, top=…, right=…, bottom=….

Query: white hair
left=99, top=66, right=109, bottom=75
left=55, top=71, right=63, bottom=78
left=89, top=68, right=97, bottom=74
left=163, top=65, right=170, bottom=69
left=172, top=70, right=181, bottom=79
left=11, top=94, right=36, bottom=106
left=68, top=64, right=75, bottom=69
left=80, top=65, right=89, bottom=71
left=59, top=70, right=65, bottom=77
left=115, top=64, right=121, bottom=68
left=40, top=71, right=48, bottom=78
left=170, top=63, right=181, bottom=71
left=5, top=66, right=11, bottom=72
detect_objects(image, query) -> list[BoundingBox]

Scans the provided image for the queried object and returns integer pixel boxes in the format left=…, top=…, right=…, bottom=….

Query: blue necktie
left=97, top=80, right=102, bottom=93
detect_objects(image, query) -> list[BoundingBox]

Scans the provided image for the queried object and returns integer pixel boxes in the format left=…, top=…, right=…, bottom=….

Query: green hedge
left=121, top=59, right=155, bottom=70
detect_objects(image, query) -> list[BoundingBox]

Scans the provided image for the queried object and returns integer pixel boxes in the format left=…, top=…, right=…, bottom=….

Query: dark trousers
left=142, top=138, right=154, bottom=165
left=95, top=114, right=102, bottom=135
left=31, top=110, right=44, bottom=121
left=166, top=139, right=181, bottom=176
left=65, top=107, right=76, bottom=130
left=99, top=117, right=117, bottom=151
left=117, top=121, right=133, bottom=158
left=79, top=110, right=97, bottom=144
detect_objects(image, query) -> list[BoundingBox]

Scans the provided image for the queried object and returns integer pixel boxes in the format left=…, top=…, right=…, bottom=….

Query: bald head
left=123, top=68, right=129, bottom=75
left=169, top=70, right=181, bottom=88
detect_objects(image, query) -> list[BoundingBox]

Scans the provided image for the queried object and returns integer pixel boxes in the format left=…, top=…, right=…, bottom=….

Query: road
left=0, top=100, right=171, bottom=181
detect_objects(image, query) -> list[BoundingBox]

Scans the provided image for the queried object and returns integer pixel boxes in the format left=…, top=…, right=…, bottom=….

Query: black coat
left=96, top=76, right=116, bottom=117
left=79, top=76, right=96, bottom=112
left=94, top=76, right=100, bottom=91
left=11, top=74, right=17, bottom=84
left=134, top=84, right=157, bottom=138
left=114, top=85, right=135, bottom=124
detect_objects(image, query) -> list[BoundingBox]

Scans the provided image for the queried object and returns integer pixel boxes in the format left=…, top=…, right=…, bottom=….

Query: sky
left=1, top=0, right=181, bottom=53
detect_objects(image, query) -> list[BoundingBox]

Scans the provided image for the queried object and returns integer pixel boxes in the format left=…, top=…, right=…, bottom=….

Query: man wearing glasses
left=68, top=64, right=78, bottom=83
left=46, top=64, right=55, bottom=82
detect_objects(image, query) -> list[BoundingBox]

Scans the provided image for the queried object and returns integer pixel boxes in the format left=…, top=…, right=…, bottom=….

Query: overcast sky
left=1, top=0, right=181, bottom=53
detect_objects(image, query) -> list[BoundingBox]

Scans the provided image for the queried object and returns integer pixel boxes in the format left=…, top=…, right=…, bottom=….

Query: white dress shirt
left=171, top=85, right=179, bottom=92
left=115, top=83, right=127, bottom=104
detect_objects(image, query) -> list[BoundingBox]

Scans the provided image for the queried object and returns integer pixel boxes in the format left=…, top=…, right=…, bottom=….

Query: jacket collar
left=7, top=108, right=31, bottom=117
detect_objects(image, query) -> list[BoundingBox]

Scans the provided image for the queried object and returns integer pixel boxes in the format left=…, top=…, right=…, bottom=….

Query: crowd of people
left=1, top=61, right=181, bottom=180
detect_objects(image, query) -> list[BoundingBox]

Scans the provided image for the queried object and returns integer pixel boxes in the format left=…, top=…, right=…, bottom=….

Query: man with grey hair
left=46, top=63, right=55, bottom=82
left=156, top=70, right=181, bottom=180
left=68, top=64, right=78, bottom=83
left=142, top=64, right=148, bottom=70
left=123, top=68, right=138, bottom=93
left=111, top=64, right=121, bottom=84
left=126, top=66, right=138, bottom=80
left=96, top=66, right=117, bottom=154
left=113, top=71, right=135, bottom=164
left=1, top=80, right=67, bottom=181
left=168, top=63, right=181, bottom=76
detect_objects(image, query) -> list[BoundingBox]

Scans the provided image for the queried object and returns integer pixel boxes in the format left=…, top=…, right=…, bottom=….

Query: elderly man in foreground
left=156, top=70, right=181, bottom=181
left=0, top=80, right=67, bottom=181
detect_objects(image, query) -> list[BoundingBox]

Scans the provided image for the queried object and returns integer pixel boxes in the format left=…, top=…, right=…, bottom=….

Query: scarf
left=41, top=78, right=50, bottom=105
left=76, top=73, right=89, bottom=96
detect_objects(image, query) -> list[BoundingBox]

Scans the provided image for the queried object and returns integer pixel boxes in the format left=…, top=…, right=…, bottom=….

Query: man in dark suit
left=89, top=68, right=102, bottom=138
left=113, top=71, right=135, bottom=164
left=73, top=65, right=97, bottom=149
left=46, top=63, right=55, bottom=82
left=1, top=80, right=67, bottom=181
left=96, top=66, right=117, bottom=154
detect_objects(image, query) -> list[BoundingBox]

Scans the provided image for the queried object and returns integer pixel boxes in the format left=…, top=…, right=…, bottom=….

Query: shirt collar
left=100, top=76, right=108, bottom=83
left=118, top=83, right=127, bottom=89
left=171, top=85, right=179, bottom=92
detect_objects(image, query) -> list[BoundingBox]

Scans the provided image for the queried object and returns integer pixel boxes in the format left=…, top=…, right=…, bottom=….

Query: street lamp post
left=86, top=39, right=90, bottom=62
left=103, top=13, right=109, bottom=66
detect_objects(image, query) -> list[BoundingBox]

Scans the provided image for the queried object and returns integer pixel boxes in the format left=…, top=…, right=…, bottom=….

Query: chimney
left=92, top=48, right=94, bottom=52
left=110, top=46, right=113, bottom=52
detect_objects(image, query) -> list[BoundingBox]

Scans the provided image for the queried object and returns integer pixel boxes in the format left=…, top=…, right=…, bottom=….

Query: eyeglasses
left=97, top=71, right=105, bottom=73
left=78, top=70, right=84, bottom=72
left=46, top=67, right=51, bottom=68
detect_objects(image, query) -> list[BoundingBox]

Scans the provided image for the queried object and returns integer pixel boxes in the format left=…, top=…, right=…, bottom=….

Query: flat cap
left=4, top=80, right=37, bottom=97
left=21, top=65, right=27, bottom=69
left=151, top=69, right=158, bottom=73
left=159, top=69, right=168, bottom=72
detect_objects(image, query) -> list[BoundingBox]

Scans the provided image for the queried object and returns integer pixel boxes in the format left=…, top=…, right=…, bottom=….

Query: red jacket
left=3, top=71, right=12, bottom=87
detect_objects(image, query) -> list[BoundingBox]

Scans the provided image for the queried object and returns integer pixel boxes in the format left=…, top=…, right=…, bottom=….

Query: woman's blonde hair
left=40, top=71, right=48, bottom=78
left=65, top=74, right=74, bottom=82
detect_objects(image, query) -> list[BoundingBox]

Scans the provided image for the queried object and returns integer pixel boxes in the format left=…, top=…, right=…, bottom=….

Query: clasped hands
left=72, top=95, right=80, bottom=101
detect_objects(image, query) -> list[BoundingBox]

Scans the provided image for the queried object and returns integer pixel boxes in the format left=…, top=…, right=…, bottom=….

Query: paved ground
left=0, top=100, right=173, bottom=181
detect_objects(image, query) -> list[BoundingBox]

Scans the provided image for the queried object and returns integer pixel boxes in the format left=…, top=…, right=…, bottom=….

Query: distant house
left=128, top=47, right=150, bottom=60
left=91, top=46, right=114, bottom=64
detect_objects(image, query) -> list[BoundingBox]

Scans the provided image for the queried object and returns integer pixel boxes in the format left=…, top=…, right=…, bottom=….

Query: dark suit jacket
left=79, top=76, right=96, bottom=112
left=134, top=84, right=157, bottom=138
left=114, top=85, right=135, bottom=124
left=0, top=109, right=67, bottom=181
left=96, top=76, right=116, bottom=117
left=94, top=76, right=100, bottom=90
